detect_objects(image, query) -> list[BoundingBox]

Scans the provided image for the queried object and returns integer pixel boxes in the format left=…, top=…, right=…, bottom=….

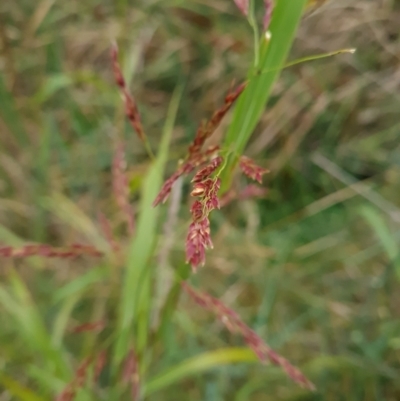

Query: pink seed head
left=239, top=156, right=270, bottom=184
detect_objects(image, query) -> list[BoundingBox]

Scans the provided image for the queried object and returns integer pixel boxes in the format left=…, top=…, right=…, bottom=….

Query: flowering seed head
left=111, top=43, right=146, bottom=143
left=239, top=156, right=270, bottom=184
left=153, top=162, right=195, bottom=207
left=191, top=200, right=205, bottom=222
left=192, top=156, right=223, bottom=183
left=182, top=283, right=315, bottom=391
left=0, top=244, right=102, bottom=259
left=186, top=218, right=213, bottom=271
left=191, top=178, right=214, bottom=198
left=188, top=82, right=246, bottom=158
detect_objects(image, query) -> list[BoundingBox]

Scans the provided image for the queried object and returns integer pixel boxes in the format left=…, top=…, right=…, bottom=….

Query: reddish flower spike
left=186, top=218, right=213, bottom=271
left=111, top=43, right=146, bottom=143
left=0, top=244, right=102, bottom=259
left=239, top=156, right=270, bottom=184
left=192, top=156, right=223, bottom=183
left=182, top=283, right=315, bottom=391
left=153, top=162, right=195, bottom=207
left=188, top=82, right=246, bottom=158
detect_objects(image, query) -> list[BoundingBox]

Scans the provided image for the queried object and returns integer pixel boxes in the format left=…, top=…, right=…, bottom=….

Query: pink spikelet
left=112, top=141, right=135, bottom=235
left=111, top=43, right=146, bottom=143
left=188, top=82, right=246, bottom=158
left=263, top=0, right=274, bottom=31
left=192, top=156, right=223, bottom=183
left=153, top=162, right=195, bottom=207
left=0, top=244, right=102, bottom=259
left=182, top=283, right=316, bottom=391
left=233, top=0, right=249, bottom=16
left=186, top=161, right=221, bottom=271
left=186, top=217, right=213, bottom=270
left=239, top=156, right=270, bottom=184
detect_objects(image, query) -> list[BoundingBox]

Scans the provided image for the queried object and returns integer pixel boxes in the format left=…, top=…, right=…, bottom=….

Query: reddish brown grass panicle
left=111, top=43, right=146, bottom=143
left=188, top=82, right=246, bottom=158
left=182, top=283, right=315, bottom=391
left=152, top=80, right=236, bottom=208
left=186, top=217, right=213, bottom=270
left=263, top=0, right=274, bottom=31
left=0, top=244, right=103, bottom=259
left=112, top=141, right=135, bottom=235
left=239, top=156, right=270, bottom=184
left=192, top=156, right=223, bottom=183
left=152, top=162, right=195, bottom=207
left=186, top=164, right=221, bottom=270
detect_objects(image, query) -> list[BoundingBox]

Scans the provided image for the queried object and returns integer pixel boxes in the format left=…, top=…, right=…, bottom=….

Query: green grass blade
left=144, top=348, right=257, bottom=396
left=221, top=0, right=308, bottom=190
left=0, top=272, right=69, bottom=377
left=114, top=86, right=183, bottom=364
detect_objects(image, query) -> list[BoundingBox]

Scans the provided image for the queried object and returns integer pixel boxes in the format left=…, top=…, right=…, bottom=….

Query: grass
left=1, top=0, right=400, bottom=400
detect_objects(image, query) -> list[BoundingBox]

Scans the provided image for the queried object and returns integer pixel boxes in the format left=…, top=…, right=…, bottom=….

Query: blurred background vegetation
left=1, top=0, right=400, bottom=400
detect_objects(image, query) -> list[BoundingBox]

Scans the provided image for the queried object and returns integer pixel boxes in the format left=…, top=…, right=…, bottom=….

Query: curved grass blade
left=114, top=86, right=183, bottom=365
left=144, top=348, right=257, bottom=396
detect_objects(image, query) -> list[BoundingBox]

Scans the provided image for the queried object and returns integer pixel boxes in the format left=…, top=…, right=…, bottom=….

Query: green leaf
left=114, top=86, right=183, bottom=363
left=0, top=272, right=69, bottom=377
left=144, top=348, right=258, bottom=396
left=221, top=0, right=308, bottom=190
left=32, top=73, right=73, bottom=104
left=53, top=267, right=108, bottom=303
